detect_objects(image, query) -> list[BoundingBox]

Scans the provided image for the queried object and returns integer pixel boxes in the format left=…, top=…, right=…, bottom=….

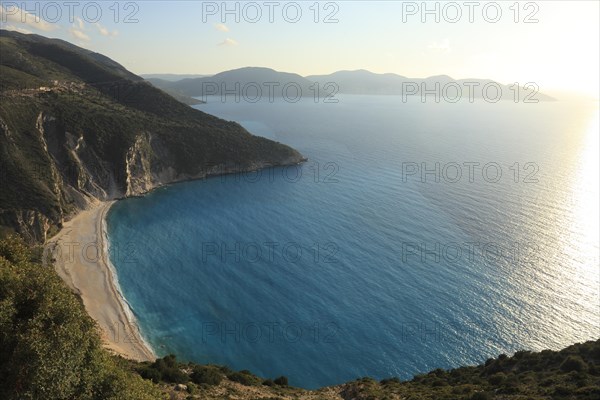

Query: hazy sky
left=1, top=1, right=599, bottom=96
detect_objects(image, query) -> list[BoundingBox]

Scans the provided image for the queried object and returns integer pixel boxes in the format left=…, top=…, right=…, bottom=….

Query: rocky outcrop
left=125, top=133, right=155, bottom=196
left=0, top=209, right=53, bottom=243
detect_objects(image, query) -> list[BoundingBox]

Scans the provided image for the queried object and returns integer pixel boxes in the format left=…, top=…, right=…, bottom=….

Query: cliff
left=0, top=30, right=304, bottom=243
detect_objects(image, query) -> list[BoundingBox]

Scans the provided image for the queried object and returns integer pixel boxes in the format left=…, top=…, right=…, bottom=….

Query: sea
left=106, top=94, right=599, bottom=389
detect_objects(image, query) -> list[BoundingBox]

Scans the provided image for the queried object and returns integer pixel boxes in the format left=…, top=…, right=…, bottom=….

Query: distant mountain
left=308, top=70, right=555, bottom=101
left=151, top=67, right=554, bottom=102
left=140, top=73, right=211, bottom=81
left=0, top=30, right=304, bottom=243
left=307, top=69, right=410, bottom=95
left=144, top=77, right=205, bottom=105
left=154, top=67, right=331, bottom=100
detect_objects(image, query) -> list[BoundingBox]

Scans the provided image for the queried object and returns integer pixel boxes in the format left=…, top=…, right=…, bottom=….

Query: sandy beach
left=47, top=200, right=155, bottom=362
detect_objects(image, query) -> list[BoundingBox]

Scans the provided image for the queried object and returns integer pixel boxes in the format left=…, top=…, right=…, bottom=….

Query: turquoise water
left=107, top=95, right=599, bottom=388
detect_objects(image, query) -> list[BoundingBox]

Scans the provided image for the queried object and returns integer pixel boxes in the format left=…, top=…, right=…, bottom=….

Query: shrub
left=540, top=378, right=556, bottom=387
left=161, top=367, right=188, bottom=383
left=488, top=373, right=505, bottom=385
left=358, top=377, right=375, bottom=383
left=191, top=366, right=223, bottom=386
left=432, top=379, right=447, bottom=387
left=228, top=372, right=256, bottom=386
left=470, top=392, right=492, bottom=400
left=186, top=382, right=197, bottom=394
left=219, top=365, right=234, bottom=375
left=451, top=385, right=473, bottom=394
left=139, top=367, right=161, bottom=383
left=554, top=385, right=572, bottom=396
left=513, top=350, right=530, bottom=360
left=146, top=355, right=188, bottom=383
left=380, top=377, right=401, bottom=385
left=161, top=354, right=178, bottom=368
left=0, top=236, right=160, bottom=399
left=560, top=356, right=587, bottom=372
left=273, top=376, right=288, bottom=386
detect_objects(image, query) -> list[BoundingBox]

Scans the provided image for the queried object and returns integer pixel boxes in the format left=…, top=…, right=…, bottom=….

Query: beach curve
left=48, top=200, right=155, bottom=362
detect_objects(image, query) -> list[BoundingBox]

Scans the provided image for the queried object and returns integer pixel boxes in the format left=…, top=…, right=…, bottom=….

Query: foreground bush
left=191, top=365, right=223, bottom=386
left=0, top=236, right=161, bottom=399
left=561, top=355, right=588, bottom=372
left=227, top=370, right=261, bottom=386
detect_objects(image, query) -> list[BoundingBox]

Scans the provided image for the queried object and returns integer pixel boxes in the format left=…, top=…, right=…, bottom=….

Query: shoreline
left=43, top=161, right=309, bottom=363
left=48, top=200, right=156, bottom=362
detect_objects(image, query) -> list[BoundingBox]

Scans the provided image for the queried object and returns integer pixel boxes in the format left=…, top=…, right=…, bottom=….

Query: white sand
left=48, top=200, right=155, bottom=362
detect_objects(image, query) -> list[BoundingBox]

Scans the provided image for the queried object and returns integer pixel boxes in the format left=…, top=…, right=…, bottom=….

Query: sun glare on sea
left=571, top=108, right=599, bottom=265
left=564, top=106, right=600, bottom=330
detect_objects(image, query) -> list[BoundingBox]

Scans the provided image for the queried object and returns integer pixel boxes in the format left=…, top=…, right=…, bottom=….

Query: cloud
left=218, top=38, right=238, bottom=47
left=69, top=28, right=90, bottom=42
left=427, top=38, right=452, bottom=54
left=0, top=5, right=58, bottom=32
left=66, top=17, right=90, bottom=41
left=1, top=24, right=32, bottom=34
left=214, top=23, right=229, bottom=32
left=96, top=23, right=108, bottom=36
left=94, top=22, right=118, bottom=37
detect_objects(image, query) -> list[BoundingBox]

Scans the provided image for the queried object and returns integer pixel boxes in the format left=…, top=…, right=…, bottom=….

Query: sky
left=1, top=1, right=599, bottom=97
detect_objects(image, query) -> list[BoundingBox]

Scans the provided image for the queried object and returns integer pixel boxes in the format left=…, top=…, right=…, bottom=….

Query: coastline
left=48, top=200, right=156, bottom=362
left=42, top=162, right=309, bottom=363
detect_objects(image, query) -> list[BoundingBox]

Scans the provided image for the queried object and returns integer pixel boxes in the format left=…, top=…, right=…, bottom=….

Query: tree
left=0, top=236, right=161, bottom=399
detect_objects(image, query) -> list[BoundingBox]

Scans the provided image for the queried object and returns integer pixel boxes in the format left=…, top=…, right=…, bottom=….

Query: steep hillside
left=135, top=340, right=600, bottom=400
left=0, top=30, right=305, bottom=243
left=144, top=78, right=204, bottom=105
left=0, top=235, right=161, bottom=399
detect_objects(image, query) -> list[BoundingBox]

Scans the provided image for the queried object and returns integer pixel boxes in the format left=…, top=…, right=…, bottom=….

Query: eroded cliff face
left=124, top=133, right=155, bottom=196
left=1, top=113, right=161, bottom=241
left=123, top=132, right=198, bottom=196
left=0, top=111, right=305, bottom=243
left=122, top=131, right=303, bottom=197
left=0, top=210, right=52, bottom=243
left=0, top=116, right=149, bottom=240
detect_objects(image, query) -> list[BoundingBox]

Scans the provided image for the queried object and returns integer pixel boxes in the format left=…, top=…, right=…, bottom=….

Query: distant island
left=146, top=66, right=556, bottom=102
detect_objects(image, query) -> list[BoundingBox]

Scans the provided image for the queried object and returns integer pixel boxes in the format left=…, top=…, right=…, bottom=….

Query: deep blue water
left=107, top=95, right=599, bottom=388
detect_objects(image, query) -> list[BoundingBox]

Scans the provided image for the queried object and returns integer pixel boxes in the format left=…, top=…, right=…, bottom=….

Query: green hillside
left=0, top=30, right=304, bottom=243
